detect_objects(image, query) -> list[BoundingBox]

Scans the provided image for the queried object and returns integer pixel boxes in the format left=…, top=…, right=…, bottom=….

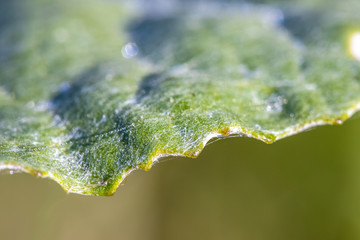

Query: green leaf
left=1, top=0, right=360, bottom=195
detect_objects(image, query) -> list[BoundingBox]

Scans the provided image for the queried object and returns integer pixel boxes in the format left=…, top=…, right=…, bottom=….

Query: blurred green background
left=1, top=115, right=360, bottom=240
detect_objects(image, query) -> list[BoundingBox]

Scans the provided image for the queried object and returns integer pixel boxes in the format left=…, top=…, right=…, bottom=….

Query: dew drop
left=122, top=42, right=139, bottom=59
left=101, top=114, right=107, bottom=122
left=254, top=124, right=262, bottom=131
left=11, top=147, right=20, bottom=153
left=265, top=95, right=288, bottom=113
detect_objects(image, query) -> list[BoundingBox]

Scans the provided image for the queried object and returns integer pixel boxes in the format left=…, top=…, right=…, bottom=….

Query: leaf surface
left=1, top=0, right=360, bottom=195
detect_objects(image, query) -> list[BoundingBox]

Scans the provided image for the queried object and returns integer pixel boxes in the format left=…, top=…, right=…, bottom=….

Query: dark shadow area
left=128, top=17, right=180, bottom=62
left=51, top=66, right=102, bottom=114
left=0, top=0, right=24, bottom=64
left=281, top=9, right=325, bottom=44
left=135, top=73, right=163, bottom=102
left=0, top=1, right=16, bottom=33
left=49, top=65, right=109, bottom=142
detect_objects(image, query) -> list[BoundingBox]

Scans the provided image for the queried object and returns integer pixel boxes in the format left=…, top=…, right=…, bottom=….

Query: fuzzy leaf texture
left=0, top=0, right=360, bottom=195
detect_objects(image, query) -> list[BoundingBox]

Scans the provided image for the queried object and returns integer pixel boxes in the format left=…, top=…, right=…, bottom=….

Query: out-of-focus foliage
left=0, top=0, right=359, bottom=195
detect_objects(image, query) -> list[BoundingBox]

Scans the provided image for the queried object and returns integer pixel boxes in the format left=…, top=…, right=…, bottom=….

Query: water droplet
left=349, top=32, right=360, bottom=61
left=254, top=124, right=262, bottom=130
left=11, top=146, right=20, bottom=153
left=265, top=95, right=288, bottom=113
left=101, top=114, right=107, bottom=122
left=122, top=42, right=139, bottom=59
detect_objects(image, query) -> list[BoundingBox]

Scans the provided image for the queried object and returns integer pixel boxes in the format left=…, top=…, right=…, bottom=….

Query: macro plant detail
left=0, top=0, right=360, bottom=195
